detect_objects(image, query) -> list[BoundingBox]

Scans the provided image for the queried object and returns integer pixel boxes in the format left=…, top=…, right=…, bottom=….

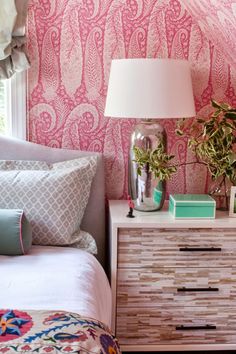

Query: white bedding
left=0, top=246, right=111, bottom=327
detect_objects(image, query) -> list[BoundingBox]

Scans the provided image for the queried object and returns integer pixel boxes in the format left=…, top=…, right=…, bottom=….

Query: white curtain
left=0, top=0, right=30, bottom=79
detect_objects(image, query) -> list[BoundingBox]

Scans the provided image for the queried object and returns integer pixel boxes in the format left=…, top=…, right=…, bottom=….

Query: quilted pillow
left=0, top=157, right=97, bottom=252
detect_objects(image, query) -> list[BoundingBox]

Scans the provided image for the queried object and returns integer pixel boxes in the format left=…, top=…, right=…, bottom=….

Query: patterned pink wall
left=27, top=0, right=236, bottom=199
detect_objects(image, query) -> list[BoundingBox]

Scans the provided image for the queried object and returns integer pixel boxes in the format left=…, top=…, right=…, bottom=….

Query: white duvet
left=0, top=246, right=111, bottom=327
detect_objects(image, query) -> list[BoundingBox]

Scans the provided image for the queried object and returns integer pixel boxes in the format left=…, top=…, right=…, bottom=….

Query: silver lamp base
left=128, top=120, right=166, bottom=211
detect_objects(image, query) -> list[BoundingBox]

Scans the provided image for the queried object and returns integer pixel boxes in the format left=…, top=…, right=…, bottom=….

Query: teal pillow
left=0, top=209, right=32, bottom=255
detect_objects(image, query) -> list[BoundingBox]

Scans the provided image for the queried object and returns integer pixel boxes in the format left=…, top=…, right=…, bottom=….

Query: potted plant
left=132, top=139, right=177, bottom=210
left=133, top=99, right=236, bottom=211
left=133, top=139, right=177, bottom=181
left=176, top=99, right=236, bottom=210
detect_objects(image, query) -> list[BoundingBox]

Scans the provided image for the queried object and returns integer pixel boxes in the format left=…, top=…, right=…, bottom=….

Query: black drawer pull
left=179, top=247, right=222, bottom=252
left=177, top=287, right=219, bottom=292
left=176, top=324, right=216, bottom=331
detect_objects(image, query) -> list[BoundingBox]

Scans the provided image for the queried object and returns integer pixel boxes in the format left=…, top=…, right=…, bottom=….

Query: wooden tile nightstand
left=109, top=200, right=236, bottom=352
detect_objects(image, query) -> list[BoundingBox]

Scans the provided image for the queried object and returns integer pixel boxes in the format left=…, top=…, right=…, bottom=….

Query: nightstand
left=109, top=200, right=236, bottom=352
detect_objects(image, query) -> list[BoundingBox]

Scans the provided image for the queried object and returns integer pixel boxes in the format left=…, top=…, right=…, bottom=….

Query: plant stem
left=169, top=161, right=208, bottom=169
left=224, top=176, right=229, bottom=211
left=218, top=176, right=225, bottom=189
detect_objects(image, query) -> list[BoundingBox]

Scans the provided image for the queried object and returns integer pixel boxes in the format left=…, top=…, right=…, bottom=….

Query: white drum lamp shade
left=104, top=58, right=196, bottom=119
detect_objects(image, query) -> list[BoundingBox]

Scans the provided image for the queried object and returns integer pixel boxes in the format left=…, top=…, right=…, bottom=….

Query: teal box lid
left=170, top=194, right=216, bottom=206
left=169, top=194, right=216, bottom=219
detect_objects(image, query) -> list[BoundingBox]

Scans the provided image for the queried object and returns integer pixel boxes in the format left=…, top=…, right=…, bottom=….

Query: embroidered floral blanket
left=0, top=310, right=121, bottom=353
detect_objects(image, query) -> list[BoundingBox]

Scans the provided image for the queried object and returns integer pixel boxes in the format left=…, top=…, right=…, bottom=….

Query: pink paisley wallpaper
left=26, top=0, right=236, bottom=199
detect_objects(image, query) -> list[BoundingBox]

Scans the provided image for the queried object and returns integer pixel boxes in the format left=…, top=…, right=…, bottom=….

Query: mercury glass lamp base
left=128, top=120, right=167, bottom=212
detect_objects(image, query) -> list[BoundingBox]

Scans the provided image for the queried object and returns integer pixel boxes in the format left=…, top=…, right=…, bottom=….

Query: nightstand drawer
left=118, top=228, right=236, bottom=268
left=117, top=267, right=236, bottom=307
left=116, top=306, right=236, bottom=345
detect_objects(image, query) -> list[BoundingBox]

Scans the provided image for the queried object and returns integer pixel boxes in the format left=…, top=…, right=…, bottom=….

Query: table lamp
left=104, top=58, right=196, bottom=211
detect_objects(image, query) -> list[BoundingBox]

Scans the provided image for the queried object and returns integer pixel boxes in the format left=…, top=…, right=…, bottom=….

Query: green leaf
left=225, top=112, right=236, bottom=120
left=211, top=99, right=222, bottom=109
left=175, top=129, right=184, bottom=136
left=197, top=118, right=206, bottom=123
left=221, top=102, right=232, bottom=111
left=224, top=121, right=236, bottom=130
left=211, top=99, right=232, bottom=111
left=212, top=109, right=221, bottom=118
left=229, top=153, right=236, bottom=165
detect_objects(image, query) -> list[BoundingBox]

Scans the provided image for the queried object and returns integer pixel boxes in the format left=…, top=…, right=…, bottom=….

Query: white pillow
left=0, top=157, right=97, bottom=253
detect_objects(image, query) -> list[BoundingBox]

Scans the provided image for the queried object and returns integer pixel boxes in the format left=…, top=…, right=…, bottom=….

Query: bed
left=0, top=135, right=120, bottom=354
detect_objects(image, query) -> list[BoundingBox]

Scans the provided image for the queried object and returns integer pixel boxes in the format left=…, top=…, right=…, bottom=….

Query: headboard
left=0, top=135, right=105, bottom=267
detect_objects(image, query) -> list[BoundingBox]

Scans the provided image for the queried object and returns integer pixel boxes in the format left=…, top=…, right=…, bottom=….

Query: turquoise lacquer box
left=169, top=194, right=216, bottom=219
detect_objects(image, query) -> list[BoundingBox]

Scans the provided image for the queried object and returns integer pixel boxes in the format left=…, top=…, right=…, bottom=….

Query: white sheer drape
left=0, top=0, right=30, bottom=79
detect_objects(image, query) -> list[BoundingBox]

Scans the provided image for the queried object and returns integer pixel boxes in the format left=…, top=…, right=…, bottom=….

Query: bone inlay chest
left=109, top=200, right=236, bottom=352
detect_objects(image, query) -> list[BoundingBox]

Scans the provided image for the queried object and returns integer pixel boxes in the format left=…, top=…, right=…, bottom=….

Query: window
left=0, top=72, right=26, bottom=139
left=0, top=80, right=6, bottom=134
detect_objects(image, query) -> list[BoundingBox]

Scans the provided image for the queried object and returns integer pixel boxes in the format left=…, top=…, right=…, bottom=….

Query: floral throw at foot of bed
left=0, top=310, right=121, bottom=354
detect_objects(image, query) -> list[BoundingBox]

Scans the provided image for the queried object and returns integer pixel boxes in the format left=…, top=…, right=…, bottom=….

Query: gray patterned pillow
left=0, top=157, right=97, bottom=253
left=0, top=160, right=50, bottom=170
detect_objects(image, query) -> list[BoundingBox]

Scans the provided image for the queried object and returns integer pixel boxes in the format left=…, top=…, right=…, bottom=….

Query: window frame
left=5, top=71, right=27, bottom=140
